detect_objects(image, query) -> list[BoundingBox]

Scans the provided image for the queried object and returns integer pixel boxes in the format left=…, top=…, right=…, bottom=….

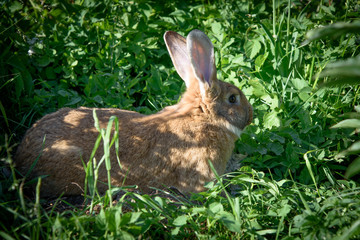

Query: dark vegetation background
left=1, top=0, right=358, bottom=183
left=0, top=0, right=359, bottom=239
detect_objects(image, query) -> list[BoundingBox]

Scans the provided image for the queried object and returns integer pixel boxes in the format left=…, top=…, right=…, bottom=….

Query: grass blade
left=303, top=151, right=319, bottom=195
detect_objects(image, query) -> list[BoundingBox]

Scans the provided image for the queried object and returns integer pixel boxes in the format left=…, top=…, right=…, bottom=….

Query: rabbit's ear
left=164, top=31, right=193, bottom=88
left=187, top=30, right=217, bottom=95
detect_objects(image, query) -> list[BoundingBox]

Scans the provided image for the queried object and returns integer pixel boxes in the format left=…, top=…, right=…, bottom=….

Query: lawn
left=1, top=0, right=360, bottom=239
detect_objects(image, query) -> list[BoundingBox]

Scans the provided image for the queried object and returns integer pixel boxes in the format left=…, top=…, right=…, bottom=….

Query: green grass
left=1, top=0, right=360, bottom=239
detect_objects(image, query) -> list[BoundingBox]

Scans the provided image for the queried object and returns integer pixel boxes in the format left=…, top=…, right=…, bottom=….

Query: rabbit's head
left=164, top=30, right=252, bottom=138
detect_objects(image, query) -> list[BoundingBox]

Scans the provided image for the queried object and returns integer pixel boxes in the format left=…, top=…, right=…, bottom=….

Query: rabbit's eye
left=228, top=94, right=237, bottom=104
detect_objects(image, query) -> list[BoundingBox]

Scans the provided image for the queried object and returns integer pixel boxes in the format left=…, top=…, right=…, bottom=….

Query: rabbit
left=14, top=29, right=253, bottom=196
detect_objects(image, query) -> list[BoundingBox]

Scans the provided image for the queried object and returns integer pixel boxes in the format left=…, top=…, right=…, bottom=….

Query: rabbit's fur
left=15, top=30, right=253, bottom=196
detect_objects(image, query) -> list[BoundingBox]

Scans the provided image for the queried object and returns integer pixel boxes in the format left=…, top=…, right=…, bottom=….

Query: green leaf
left=255, top=52, right=269, bottom=72
left=304, top=151, right=319, bottom=192
left=278, top=203, right=292, bottom=217
left=173, top=215, right=187, bottom=227
left=171, top=227, right=181, bottom=236
left=0, top=101, right=8, bottom=129
left=344, top=141, right=360, bottom=154
left=211, top=22, right=224, bottom=42
left=355, top=106, right=360, bottom=113
left=318, top=56, right=360, bottom=87
left=154, top=196, right=164, bottom=208
left=345, top=157, right=360, bottom=179
left=135, top=52, right=147, bottom=68
left=244, top=39, right=261, bottom=59
left=304, top=21, right=360, bottom=44
left=340, top=112, right=360, bottom=119
left=299, top=87, right=311, bottom=101
left=169, top=9, right=186, bottom=16
left=118, top=230, right=135, bottom=240
left=211, top=22, right=222, bottom=36
left=249, top=78, right=267, bottom=97
left=65, top=96, right=82, bottom=106
left=36, top=56, right=53, bottom=67
left=336, top=219, right=360, bottom=240
left=209, top=202, right=223, bottom=214
left=232, top=54, right=251, bottom=67
left=291, top=78, right=309, bottom=90
left=263, top=110, right=281, bottom=129
left=331, top=119, right=360, bottom=129
left=46, top=67, right=56, bottom=79
left=217, top=211, right=241, bottom=233
left=337, top=141, right=360, bottom=159
left=71, top=60, right=79, bottom=67
left=222, top=37, right=235, bottom=50
left=261, top=94, right=279, bottom=109
left=257, top=229, right=277, bottom=235
left=14, top=70, right=23, bottom=98
left=267, top=142, right=284, bottom=155
left=149, top=65, right=162, bottom=92
left=50, top=8, right=63, bottom=17
left=9, top=1, right=23, bottom=12
left=0, top=231, right=15, bottom=240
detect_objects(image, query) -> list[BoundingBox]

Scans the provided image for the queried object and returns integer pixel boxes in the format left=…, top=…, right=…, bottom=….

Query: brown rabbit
left=14, top=30, right=253, bottom=196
